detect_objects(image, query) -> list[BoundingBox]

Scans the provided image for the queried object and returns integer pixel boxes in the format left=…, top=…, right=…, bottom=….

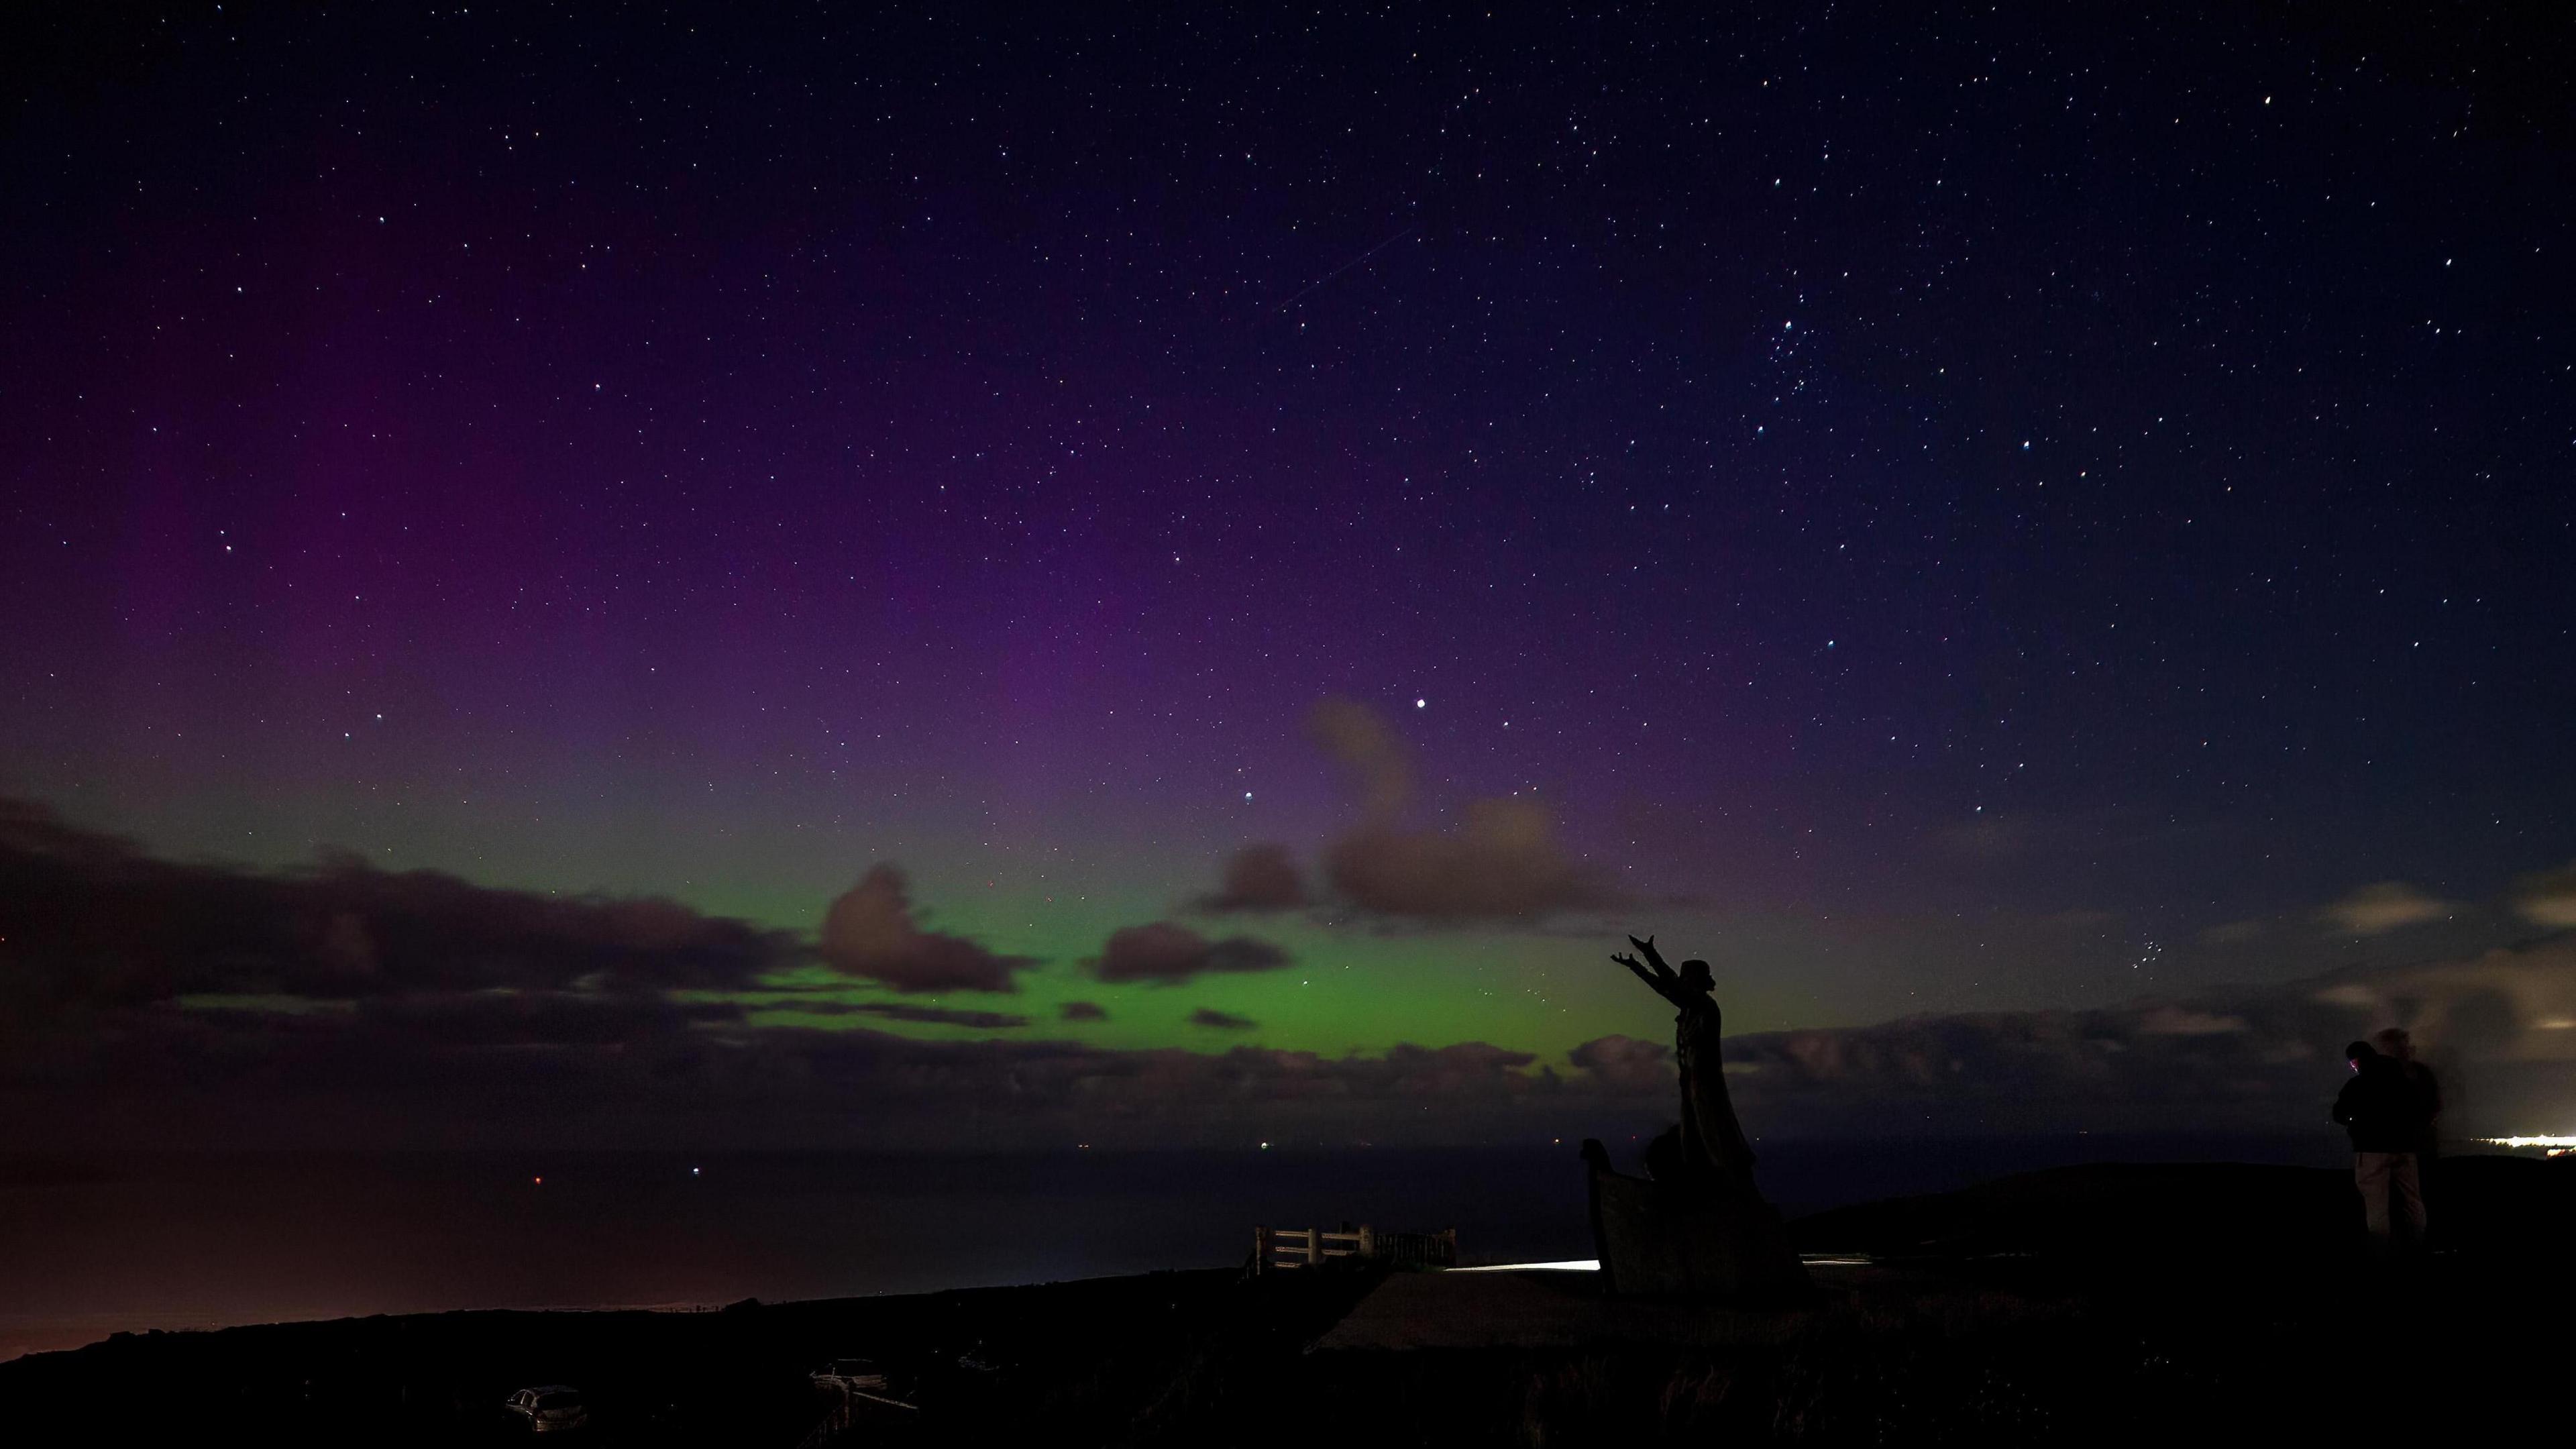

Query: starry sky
left=4, top=3, right=2573, bottom=1147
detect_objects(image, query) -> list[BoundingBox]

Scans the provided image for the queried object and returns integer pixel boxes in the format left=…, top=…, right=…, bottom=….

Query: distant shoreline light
left=2476, top=1134, right=2576, bottom=1156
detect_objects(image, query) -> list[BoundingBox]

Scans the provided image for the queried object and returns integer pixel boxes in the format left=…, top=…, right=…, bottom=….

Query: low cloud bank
left=9, top=800, right=2574, bottom=1150
left=0, top=801, right=799, bottom=1016
left=1688, top=939, right=2576, bottom=1138
left=2514, top=862, right=2576, bottom=929
left=1092, top=922, right=1289, bottom=983
left=2318, top=881, right=2453, bottom=936
left=824, top=1002, right=1031, bottom=1030
left=0, top=802, right=1580, bottom=1149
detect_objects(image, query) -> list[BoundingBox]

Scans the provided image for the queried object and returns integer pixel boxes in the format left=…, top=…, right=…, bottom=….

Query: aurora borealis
left=5, top=3, right=2575, bottom=1152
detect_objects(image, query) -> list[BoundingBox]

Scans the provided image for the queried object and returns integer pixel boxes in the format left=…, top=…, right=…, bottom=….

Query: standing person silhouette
left=2333, top=1039, right=2430, bottom=1256
left=2373, top=1026, right=2440, bottom=1240
left=1611, top=934, right=1760, bottom=1192
left=2373, top=1028, right=2441, bottom=1148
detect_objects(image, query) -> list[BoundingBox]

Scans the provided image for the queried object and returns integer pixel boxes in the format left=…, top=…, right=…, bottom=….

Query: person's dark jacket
left=2333, top=1053, right=2427, bottom=1153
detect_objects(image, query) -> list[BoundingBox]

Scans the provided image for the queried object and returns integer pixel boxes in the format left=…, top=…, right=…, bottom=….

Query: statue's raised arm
left=1631, top=934, right=1682, bottom=981
left=1611, top=934, right=1683, bottom=1008
left=1610, top=931, right=1748, bottom=1175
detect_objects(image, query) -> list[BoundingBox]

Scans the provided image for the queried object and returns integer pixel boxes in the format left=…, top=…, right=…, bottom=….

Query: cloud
left=2319, top=881, right=2451, bottom=936
left=17, top=797, right=2576, bottom=1155
left=0, top=801, right=1569, bottom=1150
left=829, top=1002, right=1030, bottom=1030
left=1061, top=1000, right=1108, bottom=1021
left=1307, top=696, right=1413, bottom=819
left=2512, top=862, right=2576, bottom=929
left=818, top=864, right=1037, bottom=993
left=1, top=1006, right=1572, bottom=1152
left=1326, top=798, right=1614, bottom=922
left=348, top=988, right=750, bottom=1049
left=0, top=800, right=800, bottom=1020
left=1093, top=922, right=1290, bottom=984
left=2134, top=1007, right=2249, bottom=1036
left=1197, top=700, right=1613, bottom=928
left=13, top=820, right=2576, bottom=1151
left=1298, top=699, right=1615, bottom=924
left=1364, top=1040, right=1540, bottom=1089
left=1568, top=1033, right=1673, bottom=1091
left=1199, top=844, right=1309, bottom=912
left=1709, top=939, right=2576, bottom=1138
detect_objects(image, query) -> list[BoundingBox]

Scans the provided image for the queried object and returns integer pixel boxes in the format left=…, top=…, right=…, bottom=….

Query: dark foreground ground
left=5, top=1155, right=2569, bottom=1444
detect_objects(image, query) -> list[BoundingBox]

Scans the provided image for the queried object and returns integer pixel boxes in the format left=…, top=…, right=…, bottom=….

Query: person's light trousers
left=2354, top=1151, right=2426, bottom=1249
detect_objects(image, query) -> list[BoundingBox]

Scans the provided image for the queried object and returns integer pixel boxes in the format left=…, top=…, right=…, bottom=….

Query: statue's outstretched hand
left=1613, top=949, right=1677, bottom=1005
left=1629, top=934, right=1675, bottom=975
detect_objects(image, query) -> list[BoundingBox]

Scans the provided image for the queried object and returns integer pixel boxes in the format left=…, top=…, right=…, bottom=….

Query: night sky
left=5, top=3, right=2573, bottom=1148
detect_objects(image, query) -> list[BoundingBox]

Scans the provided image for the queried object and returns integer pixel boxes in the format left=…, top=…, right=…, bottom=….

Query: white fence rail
left=1251, top=1223, right=1457, bottom=1274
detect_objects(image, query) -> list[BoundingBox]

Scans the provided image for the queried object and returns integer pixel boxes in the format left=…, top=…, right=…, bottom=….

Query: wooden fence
left=793, top=1383, right=918, bottom=1449
left=1251, top=1223, right=1457, bottom=1274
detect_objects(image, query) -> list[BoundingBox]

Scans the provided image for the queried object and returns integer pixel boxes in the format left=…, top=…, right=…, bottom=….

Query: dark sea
left=0, top=1134, right=2343, bottom=1360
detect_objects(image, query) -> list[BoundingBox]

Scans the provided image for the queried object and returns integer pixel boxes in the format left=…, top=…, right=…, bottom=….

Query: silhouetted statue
left=1641, top=1124, right=1689, bottom=1184
left=1583, top=934, right=1809, bottom=1301
left=1613, top=935, right=1759, bottom=1189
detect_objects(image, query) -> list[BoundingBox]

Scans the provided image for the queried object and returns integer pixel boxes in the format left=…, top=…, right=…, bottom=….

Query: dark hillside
left=8, top=1158, right=2570, bottom=1444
